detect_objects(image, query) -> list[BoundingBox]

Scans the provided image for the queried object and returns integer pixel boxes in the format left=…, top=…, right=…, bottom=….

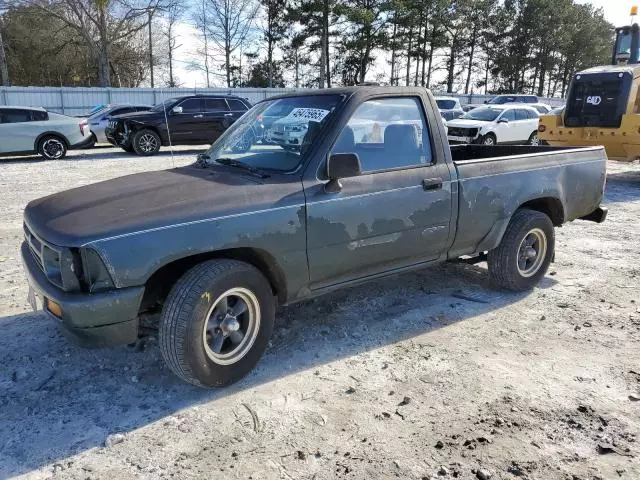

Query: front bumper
left=21, top=242, right=144, bottom=347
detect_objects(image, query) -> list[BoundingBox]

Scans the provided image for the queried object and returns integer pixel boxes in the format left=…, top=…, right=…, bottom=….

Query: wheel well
left=518, top=197, right=564, bottom=226
left=34, top=132, right=69, bottom=151
left=139, top=248, right=287, bottom=313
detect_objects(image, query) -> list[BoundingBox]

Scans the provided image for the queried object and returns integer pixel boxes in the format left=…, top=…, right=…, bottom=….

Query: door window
left=0, top=109, right=31, bottom=123
left=177, top=98, right=202, bottom=113
left=204, top=98, right=229, bottom=112
left=500, top=109, right=516, bottom=122
left=227, top=99, right=248, bottom=111
left=331, top=97, right=432, bottom=173
left=31, top=110, right=48, bottom=121
left=514, top=109, right=529, bottom=121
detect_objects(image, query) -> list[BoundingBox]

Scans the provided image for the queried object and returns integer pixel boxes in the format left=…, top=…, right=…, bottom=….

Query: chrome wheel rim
left=42, top=139, right=65, bottom=159
left=138, top=134, right=159, bottom=153
left=530, top=134, right=540, bottom=146
left=483, top=136, right=495, bottom=145
left=517, top=228, right=547, bottom=277
left=202, top=288, right=261, bottom=365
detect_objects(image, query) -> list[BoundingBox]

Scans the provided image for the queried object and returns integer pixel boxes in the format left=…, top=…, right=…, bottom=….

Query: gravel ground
left=0, top=147, right=639, bottom=480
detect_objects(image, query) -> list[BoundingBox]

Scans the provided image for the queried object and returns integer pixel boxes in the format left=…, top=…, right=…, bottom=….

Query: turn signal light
left=46, top=298, right=63, bottom=318
left=538, top=125, right=546, bottom=132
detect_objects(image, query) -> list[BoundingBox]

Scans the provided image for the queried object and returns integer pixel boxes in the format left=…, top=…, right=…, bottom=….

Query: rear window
left=31, top=110, right=48, bottom=121
left=227, top=99, right=248, bottom=111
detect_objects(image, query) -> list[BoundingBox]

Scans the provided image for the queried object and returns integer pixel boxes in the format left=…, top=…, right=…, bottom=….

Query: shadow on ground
left=0, top=260, right=557, bottom=477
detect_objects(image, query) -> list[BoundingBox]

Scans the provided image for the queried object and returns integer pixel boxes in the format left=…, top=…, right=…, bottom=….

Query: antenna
left=159, top=88, right=175, bottom=168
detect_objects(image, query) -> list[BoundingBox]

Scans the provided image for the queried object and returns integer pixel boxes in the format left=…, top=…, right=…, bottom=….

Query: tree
left=260, top=0, right=287, bottom=87
left=243, top=58, right=284, bottom=86
left=203, top=0, right=259, bottom=87
left=20, top=0, right=166, bottom=87
left=160, top=0, right=187, bottom=87
left=0, top=18, right=9, bottom=85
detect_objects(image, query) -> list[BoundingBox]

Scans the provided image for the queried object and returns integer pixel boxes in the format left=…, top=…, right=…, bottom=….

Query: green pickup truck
left=22, top=87, right=607, bottom=388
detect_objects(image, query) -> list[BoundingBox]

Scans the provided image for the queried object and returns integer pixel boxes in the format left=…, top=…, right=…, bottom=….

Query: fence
left=0, top=86, right=565, bottom=116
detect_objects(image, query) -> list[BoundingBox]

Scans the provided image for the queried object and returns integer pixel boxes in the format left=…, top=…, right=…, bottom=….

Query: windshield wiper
left=215, top=157, right=270, bottom=178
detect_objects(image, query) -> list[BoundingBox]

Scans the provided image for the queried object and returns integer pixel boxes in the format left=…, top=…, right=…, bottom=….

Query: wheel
left=488, top=209, right=554, bottom=291
left=159, top=259, right=275, bottom=388
left=37, top=135, right=67, bottom=160
left=528, top=131, right=540, bottom=146
left=132, top=129, right=161, bottom=156
left=482, top=133, right=496, bottom=145
left=230, top=130, right=255, bottom=153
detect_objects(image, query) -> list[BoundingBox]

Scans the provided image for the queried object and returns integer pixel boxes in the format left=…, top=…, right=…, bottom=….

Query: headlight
left=80, top=248, right=115, bottom=292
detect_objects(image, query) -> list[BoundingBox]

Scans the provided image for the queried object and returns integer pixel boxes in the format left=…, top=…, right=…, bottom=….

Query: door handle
left=224, top=113, right=234, bottom=117
left=193, top=114, right=204, bottom=118
left=422, top=177, right=443, bottom=191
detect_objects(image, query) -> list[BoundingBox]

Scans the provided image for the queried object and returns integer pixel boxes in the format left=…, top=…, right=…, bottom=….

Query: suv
left=0, top=106, right=92, bottom=160
left=447, top=105, right=541, bottom=145
left=105, top=95, right=252, bottom=155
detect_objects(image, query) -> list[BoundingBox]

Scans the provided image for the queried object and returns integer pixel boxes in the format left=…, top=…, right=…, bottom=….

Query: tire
left=488, top=209, right=554, bottom=291
left=159, top=259, right=275, bottom=388
left=482, top=133, right=497, bottom=145
left=37, top=135, right=67, bottom=160
left=528, top=131, right=540, bottom=146
left=132, top=129, right=161, bottom=156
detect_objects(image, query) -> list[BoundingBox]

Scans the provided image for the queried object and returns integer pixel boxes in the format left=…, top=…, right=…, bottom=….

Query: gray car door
left=0, top=108, right=36, bottom=154
left=304, top=96, right=453, bottom=289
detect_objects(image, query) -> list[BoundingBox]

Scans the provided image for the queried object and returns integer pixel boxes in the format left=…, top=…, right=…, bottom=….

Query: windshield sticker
left=287, top=108, right=330, bottom=122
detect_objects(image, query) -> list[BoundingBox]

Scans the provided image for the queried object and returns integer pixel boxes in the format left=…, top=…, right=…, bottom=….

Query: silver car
left=87, top=104, right=151, bottom=144
left=0, top=106, right=93, bottom=159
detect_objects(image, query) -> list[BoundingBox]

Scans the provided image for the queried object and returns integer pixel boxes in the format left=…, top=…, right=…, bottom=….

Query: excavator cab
left=538, top=6, right=640, bottom=161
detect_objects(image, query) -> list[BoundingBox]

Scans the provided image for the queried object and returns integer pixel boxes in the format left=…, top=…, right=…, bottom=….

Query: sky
left=168, top=1, right=638, bottom=90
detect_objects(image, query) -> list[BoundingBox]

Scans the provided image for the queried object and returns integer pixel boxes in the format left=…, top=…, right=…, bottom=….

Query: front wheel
left=482, top=133, right=496, bottom=145
left=37, top=135, right=67, bottom=160
left=488, top=209, right=554, bottom=291
left=159, top=259, right=275, bottom=388
left=528, top=131, right=540, bottom=146
left=132, top=129, right=161, bottom=156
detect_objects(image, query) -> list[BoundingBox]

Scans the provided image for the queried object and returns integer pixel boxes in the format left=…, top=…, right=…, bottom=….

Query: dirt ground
left=0, top=147, right=639, bottom=480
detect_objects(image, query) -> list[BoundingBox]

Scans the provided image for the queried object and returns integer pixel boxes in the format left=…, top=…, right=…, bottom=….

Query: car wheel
left=528, top=131, right=540, bottom=146
left=230, top=131, right=255, bottom=153
left=482, top=133, right=496, bottom=146
left=159, top=259, right=275, bottom=388
left=132, top=129, right=161, bottom=156
left=488, top=209, right=554, bottom=291
left=37, top=135, right=67, bottom=160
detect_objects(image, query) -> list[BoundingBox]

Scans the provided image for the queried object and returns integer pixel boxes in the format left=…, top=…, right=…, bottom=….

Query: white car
left=0, top=106, right=92, bottom=159
left=446, top=105, right=540, bottom=146
left=87, top=104, right=151, bottom=144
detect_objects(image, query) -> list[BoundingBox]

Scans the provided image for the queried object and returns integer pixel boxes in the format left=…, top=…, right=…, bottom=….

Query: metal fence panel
left=0, top=86, right=564, bottom=116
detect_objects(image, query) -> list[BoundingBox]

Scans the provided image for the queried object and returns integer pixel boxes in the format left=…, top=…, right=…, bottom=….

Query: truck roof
left=263, top=86, right=431, bottom=102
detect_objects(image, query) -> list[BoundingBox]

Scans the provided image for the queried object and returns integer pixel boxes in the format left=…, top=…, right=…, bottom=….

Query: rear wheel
left=528, top=131, right=540, bottom=146
left=37, top=135, right=67, bottom=160
left=488, top=209, right=554, bottom=291
left=159, top=259, right=275, bottom=388
left=482, top=133, right=496, bottom=145
left=132, top=129, right=161, bottom=156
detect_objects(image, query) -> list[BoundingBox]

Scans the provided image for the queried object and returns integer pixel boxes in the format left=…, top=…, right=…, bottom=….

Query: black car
left=105, top=94, right=252, bottom=155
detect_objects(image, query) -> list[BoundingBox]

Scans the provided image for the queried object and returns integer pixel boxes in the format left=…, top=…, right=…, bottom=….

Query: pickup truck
left=21, top=87, right=608, bottom=388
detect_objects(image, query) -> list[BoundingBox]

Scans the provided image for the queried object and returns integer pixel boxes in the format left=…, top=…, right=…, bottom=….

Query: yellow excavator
left=538, top=6, right=640, bottom=161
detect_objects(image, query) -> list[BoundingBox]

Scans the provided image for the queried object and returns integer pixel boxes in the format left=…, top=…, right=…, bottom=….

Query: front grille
left=24, top=223, right=64, bottom=289
left=448, top=127, right=478, bottom=137
left=565, top=72, right=632, bottom=128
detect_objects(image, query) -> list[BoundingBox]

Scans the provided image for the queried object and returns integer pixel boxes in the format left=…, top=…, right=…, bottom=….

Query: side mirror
left=498, top=117, right=509, bottom=123
left=325, top=153, right=361, bottom=193
left=172, top=106, right=183, bottom=114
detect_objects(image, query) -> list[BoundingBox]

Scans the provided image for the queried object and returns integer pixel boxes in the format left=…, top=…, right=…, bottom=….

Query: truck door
left=304, top=96, right=453, bottom=289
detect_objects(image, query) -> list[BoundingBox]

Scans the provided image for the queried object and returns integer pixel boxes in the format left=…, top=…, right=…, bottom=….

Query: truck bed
left=447, top=145, right=607, bottom=259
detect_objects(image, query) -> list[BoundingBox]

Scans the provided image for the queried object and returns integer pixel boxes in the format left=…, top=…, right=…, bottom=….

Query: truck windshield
left=461, top=107, right=501, bottom=121
left=202, top=94, right=345, bottom=172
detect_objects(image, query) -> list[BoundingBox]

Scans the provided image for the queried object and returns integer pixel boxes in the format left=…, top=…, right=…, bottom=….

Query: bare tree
left=204, top=0, right=258, bottom=87
left=21, top=0, right=165, bottom=87
left=161, top=0, right=186, bottom=87
left=0, top=22, right=9, bottom=85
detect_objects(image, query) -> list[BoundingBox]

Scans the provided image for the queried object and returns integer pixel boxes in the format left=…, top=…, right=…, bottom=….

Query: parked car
left=466, top=94, right=541, bottom=111
left=105, top=95, right=252, bottom=155
left=0, top=106, right=92, bottom=159
left=435, top=96, right=464, bottom=121
left=523, top=103, right=553, bottom=114
left=22, top=87, right=607, bottom=388
left=87, top=104, right=152, bottom=144
left=447, top=105, right=541, bottom=145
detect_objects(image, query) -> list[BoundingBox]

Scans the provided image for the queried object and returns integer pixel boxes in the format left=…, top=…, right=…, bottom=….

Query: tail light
left=79, top=120, right=88, bottom=136
left=538, top=124, right=546, bottom=132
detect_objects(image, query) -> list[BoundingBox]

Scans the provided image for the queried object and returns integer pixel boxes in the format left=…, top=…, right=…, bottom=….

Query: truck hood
left=24, top=165, right=295, bottom=247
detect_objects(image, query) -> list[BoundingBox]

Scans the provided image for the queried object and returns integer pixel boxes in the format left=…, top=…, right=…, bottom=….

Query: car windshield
left=460, top=107, right=501, bottom=121
left=151, top=98, right=181, bottom=112
left=202, top=94, right=345, bottom=172
left=436, top=99, right=457, bottom=110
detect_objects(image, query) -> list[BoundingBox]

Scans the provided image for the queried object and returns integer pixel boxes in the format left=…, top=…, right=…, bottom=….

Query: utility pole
left=0, top=24, right=9, bottom=86
left=148, top=9, right=154, bottom=88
